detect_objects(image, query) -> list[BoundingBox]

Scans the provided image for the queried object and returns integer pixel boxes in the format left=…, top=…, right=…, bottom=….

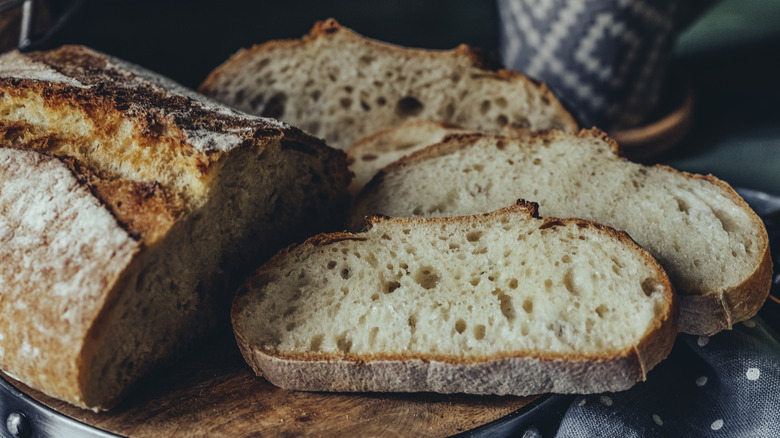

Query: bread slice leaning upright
left=349, top=129, right=772, bottom=335
left=233, top=202, right=677, bottom=396
left=199, top=19, right=578, bottom=149
left=0, top=46, right=350, bottom=410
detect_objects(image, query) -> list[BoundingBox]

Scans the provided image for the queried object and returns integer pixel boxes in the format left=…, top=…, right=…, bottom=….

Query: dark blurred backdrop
left=15, top=0, right=780, bottom=191
left=62, top=0, right=500, bottom=89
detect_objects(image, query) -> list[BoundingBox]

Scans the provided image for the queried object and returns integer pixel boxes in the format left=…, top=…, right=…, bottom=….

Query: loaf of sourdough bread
left=199, top=19, right=578, bottom=149
left=0, top=46, right=350, bottom=410
left=232, top=202, right=677, bottom=395
left=348, top=130, right=772, bottom=335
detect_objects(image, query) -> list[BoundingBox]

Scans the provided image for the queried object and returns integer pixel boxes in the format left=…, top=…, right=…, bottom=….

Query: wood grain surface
left=5, top=329, right=537, bottom=437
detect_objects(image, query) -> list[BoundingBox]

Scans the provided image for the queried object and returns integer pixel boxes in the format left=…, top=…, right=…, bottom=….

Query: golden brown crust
left=0, top=46, right=352, bottom=410
left=0, top=148, right=140, bottom=407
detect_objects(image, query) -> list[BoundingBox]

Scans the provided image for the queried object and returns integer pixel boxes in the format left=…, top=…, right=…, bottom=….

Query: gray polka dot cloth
left=552, top=188, right=780, bottom=437
left=555, top=318, right=780, bottom=437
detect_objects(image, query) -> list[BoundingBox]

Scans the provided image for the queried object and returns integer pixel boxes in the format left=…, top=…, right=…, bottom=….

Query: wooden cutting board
left=4, top=330, right=537, bottom=437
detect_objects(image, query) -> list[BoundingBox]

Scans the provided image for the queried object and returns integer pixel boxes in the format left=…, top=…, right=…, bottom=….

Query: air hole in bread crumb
left=508, top=278, right=518, bottom=289
left=376, top=96, right=387, bottom=106
left=713, top=208, right=738, bottom=233
left=396, top=96, right=424, bottom=117
left=563, top=269, right=579, bottom=295
left=675, top=197, right=690, bottom=214
left=381, top=234, right=391, bottom=241
left=641, top=277, right=662, bottom=297
left=311, top=90, right=321, bottom=101
left=383, top=280, right=401, bottom=294
left=310, top=334, right=324, bottom=351
left=340, top=97, right=353, bottom=109
left=360, top=100, right=371, bottom=111
left=254, top=58, right=270, bottom=72
left=512, top=116, right=531, bottom=129
left=521, top=323, right=530, bottom=336
left=562, top=255, right=572, bottom=263
left=595, top=304, right=608, bottom=318
left=533, top=158, right=542, bottom=165
left=498, top=293, right=516, bottom=321
left=283, top=306, right=298, bottom=317
left=285, top=322, right=296, bottom=332
left=522, top=299, right=534, bottom=314
left=474, top=324, right=486, bottom=340
left=369, top=327, right=379, bottom=345
left=455, top=319, right=467, bottom=334
left=327, top=261, right=337, bottom=270
left=341, top=268, right=352, bottom=280
left=414, top=266, right=440, bottom=289
left=472, top=247, right=487, bottom=255
left=442, top=102, right=455, bottom=119
left=544, top=279, right=553, bottom=290
left=261, top=93, right=287, bottom=119
left=496, top=97, right=508, bottom=108
left=470, top=277, right=481, bottom=286
left=413, top=206, right=423, bottom=215
left=449, top=243, right=460, bottom=250
left=408, top=314, right=418, bottom=333
left=467, top=231, right=483, bottom=242
left=497, top=114, right=509, bottom=126
left=359, top=55, right=375, bottom=65
left=336, top=332, right=352, bottom=353
left=361, top=153, right=378, bottom=162
left=371, top=293, right=380, bottom=301
left=480, top=100, right=491, bottom=115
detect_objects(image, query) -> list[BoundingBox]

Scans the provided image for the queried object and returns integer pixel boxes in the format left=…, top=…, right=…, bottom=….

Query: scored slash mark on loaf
left=232, top=202, right=677, bottom=396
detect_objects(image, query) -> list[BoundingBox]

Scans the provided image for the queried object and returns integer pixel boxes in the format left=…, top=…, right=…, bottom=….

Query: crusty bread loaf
left=232, top=202, right=677, bottom=396
left=349, top=130, right=772, bottom=335
left=199, top=19, right=578, bottom=149
left=0, top=46, right=350, bottom=410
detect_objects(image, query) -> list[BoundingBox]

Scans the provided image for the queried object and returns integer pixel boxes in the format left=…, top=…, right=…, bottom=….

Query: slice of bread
left=0, top=46, right=350, bottom=410
left=232, top=202, right=677, bottom=396
left=349, top=130, right=772, bottom=335
left=199, top=19, right=578, bottom=149
left=346, top=120, right=466, bottom=197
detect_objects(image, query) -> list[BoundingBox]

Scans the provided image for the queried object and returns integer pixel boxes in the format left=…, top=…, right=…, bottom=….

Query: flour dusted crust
left=0, top=149, right=138, bottom=404
left=0, top=46, right=351, bottom=410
